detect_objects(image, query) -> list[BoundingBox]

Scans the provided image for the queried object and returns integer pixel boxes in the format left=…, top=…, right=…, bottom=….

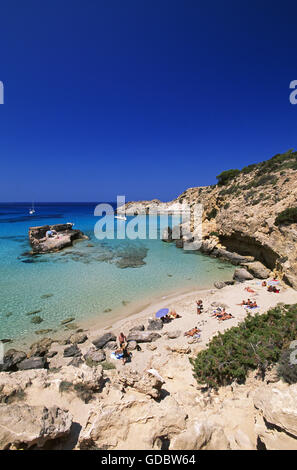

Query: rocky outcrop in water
left=29, top=223, right=88, bottom=254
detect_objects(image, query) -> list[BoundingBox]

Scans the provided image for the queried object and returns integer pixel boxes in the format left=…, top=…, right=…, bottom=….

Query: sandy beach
left=47, top=277, right=297, bottom=375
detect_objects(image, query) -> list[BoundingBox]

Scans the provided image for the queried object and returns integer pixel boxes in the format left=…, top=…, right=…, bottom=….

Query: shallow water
left=0, top=203, right=234, bottom=344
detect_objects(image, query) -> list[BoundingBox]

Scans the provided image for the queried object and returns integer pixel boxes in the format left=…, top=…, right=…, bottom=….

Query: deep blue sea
left=0, top=202, right=234, bottom=346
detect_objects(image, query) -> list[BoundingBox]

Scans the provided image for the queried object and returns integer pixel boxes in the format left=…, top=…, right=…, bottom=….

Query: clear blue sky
left=0, top=0, right=296, bottom=202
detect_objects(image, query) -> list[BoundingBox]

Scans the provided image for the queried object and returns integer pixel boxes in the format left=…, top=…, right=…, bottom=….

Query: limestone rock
left=129, top=324, right=145, bottom=332
left=84, top=348, right=106, bottom=364
left=127, top=331, right=161, bottom=343
left=118, top=369, right=165, bottom=399
left=69, top=332, right=88, bottom=344
left=126, top=340, right=137, bottom=351
left=92, top=332, right=116, bottom=349
left=0, top=349, right=27, bottom=372
left=29, top=223, right=87, bottom=254
left=243, top=261, right=271, bottom=279
left=58, top=364, right=104, bottom=393
left=63, top=344, right=81, bottom=358
left=164, top=330, right=181, bottom=339
left=147, top=318, right=163, bottom=331
left=253, top=383, right=297, bottom=439
left=0, top=404, right=72, bottom=449
left=17, top=357, right=46, bottom=370
left=233, top=268, right=254, bottom=282
left=28, top=338, right=53, bottom=358
left=214, top=281, right=226, bottom=289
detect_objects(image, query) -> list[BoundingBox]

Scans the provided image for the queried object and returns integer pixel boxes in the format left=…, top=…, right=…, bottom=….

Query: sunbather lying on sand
left=184, top=327, right=201, bottom=337
left=218, top=313, right=233, bottom=321
left=245, top=287, right=256, bottom=293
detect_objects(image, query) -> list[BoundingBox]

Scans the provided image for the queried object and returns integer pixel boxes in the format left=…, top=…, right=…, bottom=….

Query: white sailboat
left=115, top=214, right=127, bottom=220
left=29, top=202, right=35, bottom=215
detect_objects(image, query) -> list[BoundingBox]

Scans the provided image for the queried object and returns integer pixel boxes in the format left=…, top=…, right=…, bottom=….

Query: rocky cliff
left=118, top=150, right=297, bottom=288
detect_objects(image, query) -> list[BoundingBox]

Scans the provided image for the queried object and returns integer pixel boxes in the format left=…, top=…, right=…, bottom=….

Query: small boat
left=115, top=215, right=127, bottom=221
left=29, top=202, right=35, bottom=215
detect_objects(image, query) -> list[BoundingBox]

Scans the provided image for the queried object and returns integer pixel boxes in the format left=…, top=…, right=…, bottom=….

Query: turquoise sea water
left=0, top=203, right=234, bottom=345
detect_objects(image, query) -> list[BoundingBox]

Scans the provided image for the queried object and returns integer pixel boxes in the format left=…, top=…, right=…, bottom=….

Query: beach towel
left=110, top=351, right=123, bottom=361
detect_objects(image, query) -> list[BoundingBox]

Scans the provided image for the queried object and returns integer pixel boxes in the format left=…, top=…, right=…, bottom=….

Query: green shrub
left=216, top=169, right=240, bottom=186
left=275, top=207, right=297, bottom=225
left=100, top=361, right=116, bottom=370
left=206, top=208, right=217, bottom=219
left=59, top=381, right=73, bottom=394
left=191, top=304, right=297, bottom=389
left=277, top=346, right=297, bottom=384
left=224, top=203, right=230, bottom=210
left=209, top=231, right=219, bottom=237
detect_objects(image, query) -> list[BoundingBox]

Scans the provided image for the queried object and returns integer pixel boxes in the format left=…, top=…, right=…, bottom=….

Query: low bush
left=206, top=207, right=217, bottom=219
left=275, top=207, right=297, bottom=225
left=216, top=169, right=240, bottom=186
left=191, top=304, right=297, bottom=389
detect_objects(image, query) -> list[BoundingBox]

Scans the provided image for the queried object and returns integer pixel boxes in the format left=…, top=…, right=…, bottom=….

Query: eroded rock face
left=0, top=404, right=72, bottom=449
left=117, top=369, right=165, bottom=399
left=253, top=384, right=297, bottom=440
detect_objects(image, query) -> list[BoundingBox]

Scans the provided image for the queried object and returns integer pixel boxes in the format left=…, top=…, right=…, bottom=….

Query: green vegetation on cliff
left=216, top=149, right=297, bottom=189
left=275, top=207, right=297, bottom=226
left=191, top=304, right=297, bottom=389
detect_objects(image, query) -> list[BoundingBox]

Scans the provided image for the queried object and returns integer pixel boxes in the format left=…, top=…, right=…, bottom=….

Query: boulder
left=0, top=404, right=72, bottom=449
left=127, top=331, right=161, bottom=343
left=92, top=332, right=116, bottom=349
left=104, top=341, right=117, bottom=350
left=175, top=239, right=184, bottom=248
left=118, top=369, right=165, bottom=399
left=243, top=261, right=270, bottom=279
left=129, top=324, right=145, bottom=332
left=28, top=338, right=53, bottom=358
left=17, top=357, right=46, bottom=370
left=214, top=281, right=226, bottom=289
left=233, top=268, right=254, bottom=282
left=165, top=330, right=181, bottom=339
left=58, top=364, right=104, bottom=393
left=147, top=318, right=163, bottom=331
left=253, top=384, right=297, bottom=439
left=0, top=349, right=27, bottom=372
left=63, top=344, right=81, bottom=358
left=69, top=333, right=88, bottom=344
left=84, top=348, right=106, bottom=364
left=126, top=340, right=137, bottom=351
